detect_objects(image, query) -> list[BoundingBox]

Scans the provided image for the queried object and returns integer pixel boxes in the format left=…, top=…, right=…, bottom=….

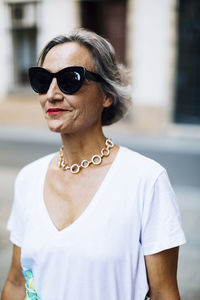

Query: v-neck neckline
left=40, top=146, right=122, bottom=235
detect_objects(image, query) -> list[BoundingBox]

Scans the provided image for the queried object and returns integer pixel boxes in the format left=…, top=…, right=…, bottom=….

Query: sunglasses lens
left=58, top=70, right=82, bottom=94
left=29, top=67, right=85, bottom=94
left=29, top=68, right=52, bottom=94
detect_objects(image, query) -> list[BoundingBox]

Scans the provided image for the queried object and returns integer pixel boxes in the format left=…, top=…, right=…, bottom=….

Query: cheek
left=79, top=97, right=103, bottom=117
left=79, top=87, right=104, bottom=114
left=38, top=95, right=45, bottom=107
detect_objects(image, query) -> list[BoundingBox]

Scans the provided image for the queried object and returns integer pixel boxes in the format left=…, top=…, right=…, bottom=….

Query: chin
left=47, top=120, right=65, bottom=133
left=47, top=120, right=76, bottom=135
left=48, top=126, right=62, bottom=133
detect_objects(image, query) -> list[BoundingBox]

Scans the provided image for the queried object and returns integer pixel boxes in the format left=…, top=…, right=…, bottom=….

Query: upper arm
left=6, top=245, right=25, bottom=287
left=145, top=246, right=181, bottom=300
left=1, top=245, right=25, bottom=299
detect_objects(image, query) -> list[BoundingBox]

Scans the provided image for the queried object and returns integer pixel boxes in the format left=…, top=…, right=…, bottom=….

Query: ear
left=102, top=95, right=113, bottom=108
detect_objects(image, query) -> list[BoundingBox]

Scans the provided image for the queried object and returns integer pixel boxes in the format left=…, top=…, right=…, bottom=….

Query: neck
left=60, top=127, right=107, bottom=166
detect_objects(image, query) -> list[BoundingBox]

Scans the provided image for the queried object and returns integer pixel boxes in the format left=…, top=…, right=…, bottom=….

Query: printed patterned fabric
left=22, top=269, right=40, bottom=300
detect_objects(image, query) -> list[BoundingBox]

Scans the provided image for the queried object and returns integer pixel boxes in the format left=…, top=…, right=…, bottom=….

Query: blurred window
left=8, top=2, right=37, bottom=89
left=12, top=27, right=37, bottom=85
left=80, top=0, right=127, bottom=64
left=12, top=5, right=23, bottom=20
left=175, top=0, right=200, bottom=124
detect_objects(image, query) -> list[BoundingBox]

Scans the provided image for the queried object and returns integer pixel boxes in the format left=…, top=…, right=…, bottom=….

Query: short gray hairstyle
left=37, top=28, right=132, bottom=126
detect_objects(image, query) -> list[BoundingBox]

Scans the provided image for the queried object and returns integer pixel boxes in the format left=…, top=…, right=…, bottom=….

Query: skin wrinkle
left=40, top=42, right=109, bottom=135
left=39, top=41, right=113, bottom=167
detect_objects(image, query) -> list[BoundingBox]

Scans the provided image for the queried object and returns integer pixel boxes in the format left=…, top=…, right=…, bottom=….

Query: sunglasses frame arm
left=85, top=69, right=107, bottom=84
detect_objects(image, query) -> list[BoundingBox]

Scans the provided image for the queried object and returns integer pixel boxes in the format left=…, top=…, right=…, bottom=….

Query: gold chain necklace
left=58, top=138, right=114, bottom=174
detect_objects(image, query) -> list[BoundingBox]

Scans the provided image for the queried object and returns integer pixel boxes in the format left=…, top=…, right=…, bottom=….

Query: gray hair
left=37, top=28, right=132, bottom=126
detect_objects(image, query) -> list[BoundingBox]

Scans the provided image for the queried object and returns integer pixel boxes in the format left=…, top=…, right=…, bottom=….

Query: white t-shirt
left=7, top=146, right=186, bottom=300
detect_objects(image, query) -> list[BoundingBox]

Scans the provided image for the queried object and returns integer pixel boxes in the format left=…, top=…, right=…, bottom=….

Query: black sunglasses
left=28, top=66, right=106, bottom=95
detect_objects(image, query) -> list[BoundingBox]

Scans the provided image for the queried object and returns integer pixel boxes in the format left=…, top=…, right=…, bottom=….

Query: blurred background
left=0, top=0, right=199, bottom=299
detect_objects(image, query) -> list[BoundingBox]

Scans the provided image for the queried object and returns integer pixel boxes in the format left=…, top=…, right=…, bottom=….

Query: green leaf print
left=22, top=269, right=40, bottom=300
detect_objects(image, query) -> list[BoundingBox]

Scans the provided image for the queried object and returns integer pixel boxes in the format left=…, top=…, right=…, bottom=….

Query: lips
left=47, top=108, right=68, bottom=115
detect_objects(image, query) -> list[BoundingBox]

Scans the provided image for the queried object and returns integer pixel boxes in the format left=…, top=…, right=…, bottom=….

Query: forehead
left=42, top=42, right=94, bottom=72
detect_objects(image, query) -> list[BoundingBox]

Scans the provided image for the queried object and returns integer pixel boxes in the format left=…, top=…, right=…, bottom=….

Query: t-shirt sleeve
left=7, top=171, right=26, bottom=247
left=141, top=169, right=186, bottom=255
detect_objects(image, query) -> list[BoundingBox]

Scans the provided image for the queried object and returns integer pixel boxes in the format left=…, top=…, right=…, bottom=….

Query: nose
left=46, top=77, right=64, bottom=101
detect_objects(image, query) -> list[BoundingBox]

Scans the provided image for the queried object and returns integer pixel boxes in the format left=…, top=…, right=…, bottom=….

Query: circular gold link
left=59, top=138, right=114, bottom=173
left=64, top=165, right=70, bottom=171
left=105, top=139, right=114, bottom=148
left=81, top=160, right=90, bottom=168
left=61, top=160, right=66, bottom=168
left=101, top=148, right=110, bottom=157
left=91, top=154, right=102, bottom=165
left=70, top=164, right=80, bottom=174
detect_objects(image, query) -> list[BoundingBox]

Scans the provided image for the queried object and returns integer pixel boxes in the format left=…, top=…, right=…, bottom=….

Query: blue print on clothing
left=22, top=269, right=40, bottom=300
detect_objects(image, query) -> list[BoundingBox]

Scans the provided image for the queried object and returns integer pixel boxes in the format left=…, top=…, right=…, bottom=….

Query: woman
left=2, top=28, right=186, bottom=300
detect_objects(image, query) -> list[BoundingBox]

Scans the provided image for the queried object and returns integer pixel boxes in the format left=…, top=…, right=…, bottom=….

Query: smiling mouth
left=47, top=108, right=68, bottom=115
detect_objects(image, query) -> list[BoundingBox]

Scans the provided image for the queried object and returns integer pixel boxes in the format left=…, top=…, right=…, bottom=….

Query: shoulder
left=119, top=146, right=165, bottom=174
left=15, top=152, right=56, bottom=187
left=118, top=146, right=165, bottom=183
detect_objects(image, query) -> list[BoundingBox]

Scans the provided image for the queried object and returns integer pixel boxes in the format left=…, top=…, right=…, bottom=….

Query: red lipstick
left=47, top=108, right=68, bottom=115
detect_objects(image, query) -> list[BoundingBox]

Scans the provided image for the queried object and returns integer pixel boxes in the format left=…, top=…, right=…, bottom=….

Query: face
left=39, top=42, right=112, bottom=134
